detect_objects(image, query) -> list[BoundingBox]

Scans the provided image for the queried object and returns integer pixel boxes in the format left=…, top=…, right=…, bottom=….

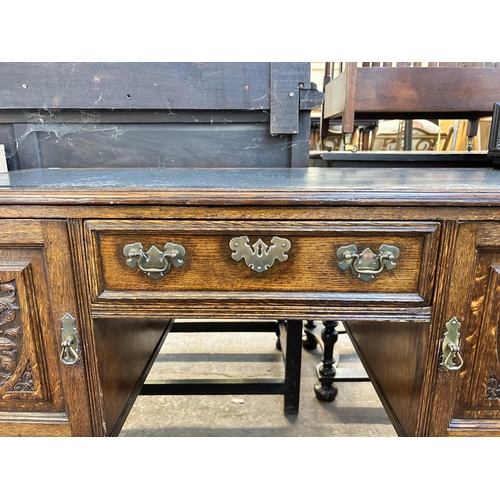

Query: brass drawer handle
left=440, top=317, right=464, bottom=371
left=337, top=244, right=400, bottom=282
left=229, top=236, right=291, bottom=273
left=123, top=242, right=185, bottom=280
left=60, top=312, right=79, bottom=365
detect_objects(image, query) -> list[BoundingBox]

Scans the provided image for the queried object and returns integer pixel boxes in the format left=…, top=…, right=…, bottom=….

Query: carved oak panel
left=0, top=264, right=48, bottom=402
left=467, top=263, right=500, bottom=410
left=446, top=223, right=500, bottom=432
left=0, top=219, right=94, bottom=436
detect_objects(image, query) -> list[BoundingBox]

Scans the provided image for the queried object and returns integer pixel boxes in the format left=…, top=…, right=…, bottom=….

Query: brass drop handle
left=60, top=338, right=78, bottom=365
left=123, top=242, right=185, bottom=280
left=337, top=244, right=400, bottom=282
left=343, top=248, right=396, bottom=275
left=440, top=317, right=464, bottom=371
left=127, top=247, right=180, bottom=272
left=60, top=312, right=79, bottom=366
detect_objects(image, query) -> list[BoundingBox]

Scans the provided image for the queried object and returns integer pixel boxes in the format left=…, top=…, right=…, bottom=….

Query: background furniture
left=370, top=119, right=453, bottom=151
left=321, top=62, right=500, bottom=151
left=489, top=102, right=500, bottom=164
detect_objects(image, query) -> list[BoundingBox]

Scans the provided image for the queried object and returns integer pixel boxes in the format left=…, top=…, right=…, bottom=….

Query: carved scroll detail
left=497, top=318, right=500, bottom=369
left=486, top=368, right=500, bottom=401
left=0, top=281, right=22, bottom=389
left=9, top=360, right=35, bottom=393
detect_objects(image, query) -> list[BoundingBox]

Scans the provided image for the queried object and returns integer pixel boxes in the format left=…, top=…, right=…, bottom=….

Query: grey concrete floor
left=119, top=321, right=397, bottom=437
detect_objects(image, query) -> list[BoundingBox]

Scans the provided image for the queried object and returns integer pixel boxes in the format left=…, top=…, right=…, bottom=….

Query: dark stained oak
left=345, top=321, right=429, bottom=436
left=0, top=220, right=93, bottom=436
left=93, top=318, right=173, bottom=436
left=86, top=219, right=438, bottom=301
left=1, top=166, right=500, bottom=435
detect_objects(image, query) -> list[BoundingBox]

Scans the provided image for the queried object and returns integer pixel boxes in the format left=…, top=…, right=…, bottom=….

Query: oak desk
left=1, top=166, right=500, bottom=436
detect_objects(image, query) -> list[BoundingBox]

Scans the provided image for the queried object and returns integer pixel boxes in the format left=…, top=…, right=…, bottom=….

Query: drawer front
left=85, top=220, right=440, bottom=305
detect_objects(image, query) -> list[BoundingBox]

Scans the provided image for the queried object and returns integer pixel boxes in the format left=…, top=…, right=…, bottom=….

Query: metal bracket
left=270, top=63, right=300, bottom=134
left=343, top=133, right=358, bottom=152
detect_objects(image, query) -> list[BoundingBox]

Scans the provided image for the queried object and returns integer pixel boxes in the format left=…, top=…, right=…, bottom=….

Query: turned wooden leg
left=303, top=320, right=319, bottom=350
left=314, top=320, right=339, bottom=402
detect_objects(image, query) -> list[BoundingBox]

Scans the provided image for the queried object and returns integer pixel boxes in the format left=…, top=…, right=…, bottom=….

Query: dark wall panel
left=0, top=63, right=303, bottom=111
left=13, top=123, right=291, bottom=168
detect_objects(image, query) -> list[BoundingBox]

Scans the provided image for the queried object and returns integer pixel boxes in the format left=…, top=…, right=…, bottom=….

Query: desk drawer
left=85, top=220, right=440, bottom=305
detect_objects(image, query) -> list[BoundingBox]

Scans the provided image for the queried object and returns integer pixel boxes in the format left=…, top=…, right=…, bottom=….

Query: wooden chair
left=321, top=62, right=500, bottom=152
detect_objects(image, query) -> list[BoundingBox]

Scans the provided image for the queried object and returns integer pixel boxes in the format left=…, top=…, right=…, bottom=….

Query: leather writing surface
left=2, top=166, right=500, bottom=198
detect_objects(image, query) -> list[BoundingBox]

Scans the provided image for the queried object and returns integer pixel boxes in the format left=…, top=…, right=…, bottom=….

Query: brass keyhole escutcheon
left=229, top=236, right=291, bottom=273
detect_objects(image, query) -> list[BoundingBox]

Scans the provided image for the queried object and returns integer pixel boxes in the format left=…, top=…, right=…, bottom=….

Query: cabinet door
left=431, top=222, right=500, bottom=436
left=0, top=219, right=93, bottom=436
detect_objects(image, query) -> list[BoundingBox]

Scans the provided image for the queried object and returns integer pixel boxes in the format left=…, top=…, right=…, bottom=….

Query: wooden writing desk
left=2, top=166, right=500, bottom=436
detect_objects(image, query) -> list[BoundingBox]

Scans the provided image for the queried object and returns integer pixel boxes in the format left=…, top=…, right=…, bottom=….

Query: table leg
left=303, top=320, right=319, bottom=350
left=314, top=320, right=339, bottom=402
left=283, top=320, right=303, bottom=414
